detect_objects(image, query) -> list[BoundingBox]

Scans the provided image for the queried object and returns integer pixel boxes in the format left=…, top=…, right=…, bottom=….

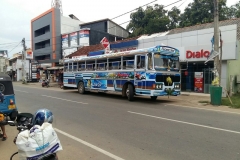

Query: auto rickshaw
left=0, top=74, right=18, bottom=121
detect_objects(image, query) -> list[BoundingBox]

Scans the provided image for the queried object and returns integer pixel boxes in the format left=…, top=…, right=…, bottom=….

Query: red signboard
left=186, top=49, right=210, bottom=59
left=194, top=72, right=203, bottom=93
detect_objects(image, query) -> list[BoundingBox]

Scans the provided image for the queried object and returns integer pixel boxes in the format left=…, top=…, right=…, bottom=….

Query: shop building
left=31, top=8, right=84, bottom=66
left=136, top=19, right=240, bottom=96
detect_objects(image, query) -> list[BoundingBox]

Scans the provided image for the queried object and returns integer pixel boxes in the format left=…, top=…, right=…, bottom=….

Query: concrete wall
left=61, top=16, right=84, bottom=34
left=108, top=21, right=129, bottom=38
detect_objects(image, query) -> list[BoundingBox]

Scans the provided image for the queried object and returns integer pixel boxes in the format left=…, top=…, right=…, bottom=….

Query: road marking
left=165, top=104, right=240, bottom=115
left=42, top=95, right=88, bottom=105
left=128, top=111, right=240, bottom=134
left=54, top=128, right=125, bottom=160
left=15, top=90, right=29, bottom=93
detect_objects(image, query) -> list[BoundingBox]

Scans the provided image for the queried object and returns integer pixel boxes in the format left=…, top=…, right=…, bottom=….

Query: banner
left=79, top=30, right=89, bottom=46
left=70, top=32, right=77, bottom=47
left=62, top=34, right=69, bottom=48
left=194, top=72, right=203, bottom=93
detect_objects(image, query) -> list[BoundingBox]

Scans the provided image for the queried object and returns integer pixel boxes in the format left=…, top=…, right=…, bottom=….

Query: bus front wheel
left=78, top=82, right=85, bottom=94
left=126, top=84, right=134, bottom=101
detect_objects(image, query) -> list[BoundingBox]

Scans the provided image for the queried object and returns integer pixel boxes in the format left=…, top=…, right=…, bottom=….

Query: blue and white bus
left=63, top=45, right=181, bottom=101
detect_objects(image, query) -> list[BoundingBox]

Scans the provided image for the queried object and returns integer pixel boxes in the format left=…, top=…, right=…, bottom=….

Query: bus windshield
left=154, top=53, right=179, bottom=71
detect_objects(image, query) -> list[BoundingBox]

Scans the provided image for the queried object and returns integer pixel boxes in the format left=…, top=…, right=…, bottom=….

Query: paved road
left=3, top=84, right=240, bottom=160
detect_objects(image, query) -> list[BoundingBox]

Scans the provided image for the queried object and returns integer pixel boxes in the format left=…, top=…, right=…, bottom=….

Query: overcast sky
left=0, top=0, right=238, bottom=57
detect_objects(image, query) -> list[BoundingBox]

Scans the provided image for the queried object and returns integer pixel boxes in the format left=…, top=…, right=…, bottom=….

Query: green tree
left=179, top=0, right=228, bottom=27
left=126, top=4, right=170, bottom=37
left=168, top=6, right=181, bottom=29
left=227, top=1, right=240, bottom=18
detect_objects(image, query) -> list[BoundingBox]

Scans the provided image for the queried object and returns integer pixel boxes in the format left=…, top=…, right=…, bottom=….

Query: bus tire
left=126, top=84, right=134, bottom=101
left=122, top=85, right=127, bottom=98
left=151, top=96, right=157, bottom=100
left=78, top=81, right=85, bottom=94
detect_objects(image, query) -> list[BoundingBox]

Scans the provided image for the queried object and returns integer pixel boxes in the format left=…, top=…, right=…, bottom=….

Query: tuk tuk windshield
left=0, top=74, right=14, bottom=95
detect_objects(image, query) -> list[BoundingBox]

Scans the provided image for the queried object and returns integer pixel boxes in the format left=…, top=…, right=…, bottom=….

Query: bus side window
left=136, top=55, right=145, bottom=69
left=123, top=56, right=134, bottom=69
left=64, top=64, right=68, bottom=72
left=79, top=63, right=85, bottom=71
left=69, top=64, right=73, bottom=72
left=73, top=63, right=77, bottom=71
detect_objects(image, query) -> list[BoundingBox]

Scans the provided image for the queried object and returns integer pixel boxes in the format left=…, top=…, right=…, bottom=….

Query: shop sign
left=194, top=72, right=203, bottom=93
left=186, top=49, right=210, bottom=59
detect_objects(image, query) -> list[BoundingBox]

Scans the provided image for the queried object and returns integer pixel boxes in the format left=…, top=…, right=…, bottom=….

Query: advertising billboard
left=70, top=32, right=78, bottom=47
left=79, top=30, right=89, bottom=46
left=194, top=72, right=203, bottom=93
left=0, top=50, right=8, bottom=57
left=62, top=34, right=69, bottom=48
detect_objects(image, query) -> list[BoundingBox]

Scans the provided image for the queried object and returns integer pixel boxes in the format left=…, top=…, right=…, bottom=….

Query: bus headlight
left=174, top=84, right=180, bottom=89
left=155, top=84, right=163, bottom=90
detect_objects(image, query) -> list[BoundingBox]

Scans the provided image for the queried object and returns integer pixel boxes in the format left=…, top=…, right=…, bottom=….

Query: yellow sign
left=8, top=105, right=16, bottom=110
left=166, top=76, right=172, bottom=85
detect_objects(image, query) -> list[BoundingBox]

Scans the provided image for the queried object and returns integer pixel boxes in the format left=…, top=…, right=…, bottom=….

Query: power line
left=8, top=41, right=22, bottom=54
left=108, top=0, right=184, bottom=30
left=0, top=42, right=20, bottom=46
left=111, top=0, right=158, bottom=20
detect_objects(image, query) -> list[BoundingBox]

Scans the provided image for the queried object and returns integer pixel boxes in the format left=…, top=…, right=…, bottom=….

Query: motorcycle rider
left=31, top=108, right=58, bottom=159
left=13, top=108, right=60, bottom=160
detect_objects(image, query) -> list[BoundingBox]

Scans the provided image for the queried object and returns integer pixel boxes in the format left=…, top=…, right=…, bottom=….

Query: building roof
left=79, top=18, right=128, bottom=33
left=168, top=18, right=240, bottom=36
left=66, top=36, right=140, bottom=58
left=66, top=44, right=105, bottom=58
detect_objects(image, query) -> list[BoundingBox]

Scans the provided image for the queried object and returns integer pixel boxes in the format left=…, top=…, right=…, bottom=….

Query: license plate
left=0, top=114, right=4, bottom=121
left=8, top=105, right=16, bottom=109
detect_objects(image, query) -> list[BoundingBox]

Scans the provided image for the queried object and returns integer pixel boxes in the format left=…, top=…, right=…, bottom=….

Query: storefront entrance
left=181, top=62, right=214, bottom=93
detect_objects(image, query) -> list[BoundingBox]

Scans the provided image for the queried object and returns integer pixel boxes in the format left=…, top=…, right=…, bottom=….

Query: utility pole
left=22, top=38, right=27, bottom=84
left=213, top=0, right=220, bottom=85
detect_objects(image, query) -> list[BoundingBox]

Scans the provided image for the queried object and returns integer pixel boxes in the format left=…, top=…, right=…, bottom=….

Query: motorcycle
left=42, top=79, right=50, bottom=88
left=0, top=111, right=59, bottom=160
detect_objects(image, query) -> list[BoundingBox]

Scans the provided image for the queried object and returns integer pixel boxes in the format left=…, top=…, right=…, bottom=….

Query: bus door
left=134, top=55, right=146, bottom=89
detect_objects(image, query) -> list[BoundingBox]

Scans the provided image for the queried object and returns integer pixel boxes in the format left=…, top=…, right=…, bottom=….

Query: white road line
left=15, top=90, right=29, bottom=93
left=165, top=104, right=240, bottom=115
left=42, top=95, right=88, bottom=105
left=54, top=128, right=125, bottom=160
left=128, top=111, right=240, bottom=134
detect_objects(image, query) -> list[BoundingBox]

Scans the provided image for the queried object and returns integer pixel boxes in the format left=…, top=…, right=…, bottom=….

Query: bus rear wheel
left=151, top=96, right=157, bottom=100
left=78, top=82, right=85, bottom=94
left=126, top=84, right=134, bottom=101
